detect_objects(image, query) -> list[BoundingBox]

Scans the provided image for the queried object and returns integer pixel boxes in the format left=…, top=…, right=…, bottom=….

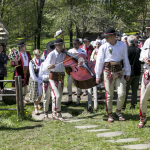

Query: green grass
left=1, top=101, right=150, bottom=150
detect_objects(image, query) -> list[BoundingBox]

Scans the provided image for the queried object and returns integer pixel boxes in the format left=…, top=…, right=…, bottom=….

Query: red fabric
left=80, top=45, right=93, bottom=60
left=138, top=44, right=141, bottom=48
left=11, top=51, right=32, bottom=87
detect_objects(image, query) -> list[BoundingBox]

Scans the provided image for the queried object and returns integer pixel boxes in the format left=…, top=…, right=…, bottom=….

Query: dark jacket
left=0, top=52, right=7, bottom=77
left=128, top=45, right=141, bottom=76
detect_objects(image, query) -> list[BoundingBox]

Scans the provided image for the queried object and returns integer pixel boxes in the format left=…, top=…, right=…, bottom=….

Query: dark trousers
left=0, top=77, right=4, bottom=89
left=123, top=76, right=140, bottom=108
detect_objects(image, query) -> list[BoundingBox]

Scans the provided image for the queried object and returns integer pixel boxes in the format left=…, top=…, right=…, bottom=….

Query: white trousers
left=103, top=70, right=126, bottom=113
left=87, top=86, right=98, bottom=109
left=43, top=82, right=51, bottom=112
left=139, top=70, right=150, bottom=116
left=67, top=75, right=81, bottom=96
left=49, top=79, right=63, bottom=112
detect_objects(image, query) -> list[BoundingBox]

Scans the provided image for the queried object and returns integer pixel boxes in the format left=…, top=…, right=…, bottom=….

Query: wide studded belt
left=49, top=72, right=65, bottom=81
left=104, top=62, right=122, bottom=72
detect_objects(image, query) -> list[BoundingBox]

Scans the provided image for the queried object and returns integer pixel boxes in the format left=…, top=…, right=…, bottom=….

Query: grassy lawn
left=1, top=101, right=150, bottom=150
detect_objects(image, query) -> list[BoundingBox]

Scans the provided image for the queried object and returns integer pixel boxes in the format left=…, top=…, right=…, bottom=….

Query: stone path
left=85, top=129, right=110, bottom=132
left=32, top=111, right=72, bottom=121
left=65, top=119, right=85, bottom=123
left=74, top=125, right=99, bottom=129
left=121, top=143, right=150, bottom=149
left=97, top=131, right=124, bottom=138
left=105, top=138, right=139, bottom=143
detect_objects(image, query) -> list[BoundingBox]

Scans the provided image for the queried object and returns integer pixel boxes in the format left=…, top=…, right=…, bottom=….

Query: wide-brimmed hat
left=46, top=41, right=55, bottom=51
left=72, top=38, right=80, bottom=43
left=139, top=37, right=146, bottom=41
left=83, top=37, right=91, bottom=42
left=33, top=49, right=42, bottom=55
left=54, top=38, right=65, bottom=45
left=18, top=41, right=27, bottom=47
left=104, top=28, right=116, bottom=36
left=146, top=22, right=150, bottom=29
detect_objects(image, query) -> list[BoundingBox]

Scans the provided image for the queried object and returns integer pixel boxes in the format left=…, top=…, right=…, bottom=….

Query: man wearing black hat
left=11, top=41, right=32, bottom=103
left=80, top=37, right=94, bottom=96
left=95, top=28, right=131, bottom=123
left=41, top=38, right=66, bottom=121
left=138, top=37, right=146, bottom=49
left=41, top=41, right=55, bottom=61
left=65, top=38, right=87, bottom=106
left=138, top=22, right=150, bottom=128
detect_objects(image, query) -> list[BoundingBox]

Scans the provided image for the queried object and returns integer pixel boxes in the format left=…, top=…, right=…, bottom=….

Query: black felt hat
left=83, top=37, right=91, bottom=42
left=73, top=38, right=80, bottom=43
left=116, top=33, right=120, bottom=37
left=54, top=38, right=65, bottom=45
left=146, top=22, right=150, bottom=29
left=18, top=41, right=27, bottom=47
left=139, top=37, right=146, bottom=41
left=46, top=41, right=55, bottom=51
left=104, top=28, right=116, bottom=36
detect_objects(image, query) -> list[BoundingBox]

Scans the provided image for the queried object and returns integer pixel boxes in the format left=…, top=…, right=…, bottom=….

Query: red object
left=11, top=52, right=32, bottom=87
left=62, top=50, right=97, bottom=89
left=138, top=44, right=141, bottom=48
left=80, top=45, right=94, bottom=60
left=35, top=58, right=41, bottom=66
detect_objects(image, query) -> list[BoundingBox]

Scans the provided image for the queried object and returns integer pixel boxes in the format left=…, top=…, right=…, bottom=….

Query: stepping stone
left=97, top=131, right=124, bottom=137
left=32, top=111, right=72, bottom=121
left=74, top=125, right=99, bottom=129
left=85, top=129, right=110, bottom=132
left=105, top=138, right=139, bottom=143
left=65, top=119, right=85, bottom=123
left=121, top=143, right=150, bottom=149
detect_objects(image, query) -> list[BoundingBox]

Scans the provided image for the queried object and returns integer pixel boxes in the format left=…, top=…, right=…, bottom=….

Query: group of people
left=8, top=22, right=150, bottom=129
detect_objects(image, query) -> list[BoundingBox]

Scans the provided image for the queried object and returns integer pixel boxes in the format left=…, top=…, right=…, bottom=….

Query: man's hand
left=4, top=64, right=7, bottom=67
left=48, top=64, right=55, bottom=69
left=143, top=57, right=148, bottom=63
left=126, top=75, right=130, bottom=81
left=96, top=78, right=101, bottom=84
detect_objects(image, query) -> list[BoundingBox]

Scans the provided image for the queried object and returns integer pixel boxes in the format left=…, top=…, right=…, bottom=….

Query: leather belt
left=104, top=62, right=122, bottom=72
left=49, top=72, right=65, bottom=81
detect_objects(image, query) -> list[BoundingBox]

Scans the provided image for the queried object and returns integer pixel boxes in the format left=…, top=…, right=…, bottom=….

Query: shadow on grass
left=0, top=124, right=43, bottom=131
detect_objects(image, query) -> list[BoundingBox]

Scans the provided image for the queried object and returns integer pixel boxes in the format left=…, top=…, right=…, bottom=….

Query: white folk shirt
left=39, top=62, right=49, bottom=81
left=20, top=52, right=29, bottom=66
left=29, top=58, right=41, bottom=82
left=95, top=40, right=131, bottom=78
left=42, top=49, right=66, bottom=73
left=68, top=48, right=87, bottom=56
left=139, top=38, right=150, bottom=69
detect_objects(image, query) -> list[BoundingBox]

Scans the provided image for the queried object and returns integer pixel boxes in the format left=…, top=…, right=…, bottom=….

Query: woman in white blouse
left=29, top=49, right=43, bottom=115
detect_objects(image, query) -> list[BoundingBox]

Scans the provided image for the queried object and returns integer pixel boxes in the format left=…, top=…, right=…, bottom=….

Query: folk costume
left=41, top=41, right=55, bottom=62
left=42, top=38, right=66, bottom=121
left=29, top=49, right=42, bottom=115
left=80, top=37, right=94, bottom=96
left=66, top=38, right=87, bottom=106
left=138, top=22, right=150, bottom=128
left=11, top=41, right=32, bottom=100
left=95, top=28, right=131, bottom=123
left=87, top=41, right=101, bottom=110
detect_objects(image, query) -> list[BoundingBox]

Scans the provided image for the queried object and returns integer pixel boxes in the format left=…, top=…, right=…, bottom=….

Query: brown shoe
left=115, top=110, right=125, bottom=121
left=52, top=111, right=65, bottom=121
left=108, top=113, right=114, bottom=123
left=138, top=116, right=147, bottom=128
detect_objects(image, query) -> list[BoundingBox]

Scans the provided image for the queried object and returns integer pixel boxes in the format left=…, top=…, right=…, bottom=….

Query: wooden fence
left=0, top=76, right=24, bottom=121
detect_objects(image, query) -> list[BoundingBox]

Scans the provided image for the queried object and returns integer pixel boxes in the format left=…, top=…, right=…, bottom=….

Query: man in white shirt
left=42, top=38, right=66, bottom=121
left=138, top=22, right=150, bottom=128
left=65, top=38, right=87, bottom=106
left=95, top=28, right=131, bottom=123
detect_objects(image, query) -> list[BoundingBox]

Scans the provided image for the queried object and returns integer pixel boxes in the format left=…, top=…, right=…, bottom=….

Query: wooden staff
left=62, top=30, right=65, bottom=49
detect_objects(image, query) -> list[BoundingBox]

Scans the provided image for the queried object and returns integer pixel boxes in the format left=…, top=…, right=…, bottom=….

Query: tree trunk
left=69, top=20, right=73, bottom=47
left=36, top=0, right=45, bottom=49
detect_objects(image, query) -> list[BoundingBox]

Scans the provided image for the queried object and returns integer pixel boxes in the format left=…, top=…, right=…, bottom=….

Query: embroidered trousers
left=67, top=75, right=81, bottom=97
left=139, top=70, right=150, bottom=116
left=49, top=79, right=64, bottom=112
left=43, top=82, right=51, bottom=112
left=103, top=70, right=126, bottom=113
left=87, top=86, right=98, bottom=109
